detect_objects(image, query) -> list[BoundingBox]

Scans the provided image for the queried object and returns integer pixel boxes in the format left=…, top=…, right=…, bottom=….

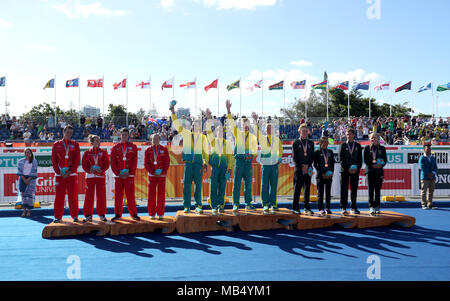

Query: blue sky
left=1, top=0, right=449, bottom=118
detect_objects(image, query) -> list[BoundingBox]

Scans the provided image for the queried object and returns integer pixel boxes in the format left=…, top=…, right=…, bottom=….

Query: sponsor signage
left=418, top=169, right=450, bottom=190
left=408, top=152, right=448, bottom=164
left=358, top=169, right=412, bottom=190
left=3, top=173, right=86, bottom=197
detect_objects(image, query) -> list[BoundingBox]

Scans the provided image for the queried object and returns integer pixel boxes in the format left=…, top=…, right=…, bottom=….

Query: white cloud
left=53, top=0, right=127, bottom=19
left=328, top=69, right=383, bottom=86
left=200, top=0, right=277, bottom=10
left=290, top=60, right=312, bottom=67
left=0, top=18, right=13, bottom=27
left=161, top=0, right=175, bottom=8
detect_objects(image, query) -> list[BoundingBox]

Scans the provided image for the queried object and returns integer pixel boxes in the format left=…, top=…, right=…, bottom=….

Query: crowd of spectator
left=1, top=113, right=449, bottom=145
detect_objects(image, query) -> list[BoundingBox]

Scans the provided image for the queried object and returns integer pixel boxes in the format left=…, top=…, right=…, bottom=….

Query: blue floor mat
left=0, top=208, right=449, bottom=281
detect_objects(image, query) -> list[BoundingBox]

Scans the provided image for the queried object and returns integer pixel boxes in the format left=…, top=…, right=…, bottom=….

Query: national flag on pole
left=113, top=78, right=127, bottom=90
left=136, top=81, right=151, bottom=89
left=311, top=80, right=327, bottom=90
left=227, top=80, right=240, bottom=91
left=374, top=82, right=390, bottom=91
left=437, top=82, right=450, bottom=92
left=291, top=80, right=306, bottom=90
left=66, top=78, right=79, bottom=88
left=395, top=81, right=412, bottom=93
left=180, top=81, right=196, bottom=89
left=417, top=82, right=432, bottom=93
left=44, top=79, right=55, bottom=90
left=248, top=79, right=263, bottom=92
left=204, top=79, right=218, bottom=92
left=355, top=81, right=370, bottom=91
left=87, top=79, right=103, bottom=88
left=269, top=81, right=284, bottom=90
left=332, top=81, right=349, bottom=91
left=0, top=77, right=5, bottom=87
left=161, top=79, right=173, bottom=90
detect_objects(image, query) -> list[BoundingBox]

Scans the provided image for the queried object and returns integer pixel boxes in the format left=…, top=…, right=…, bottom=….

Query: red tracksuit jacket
left=52, top=139, right=80, bottom=176
left=110, top=142, right=138, bottom=177
left=144, top=144, right=170, bottom=177
left=82, top=147, right=110, bottom=178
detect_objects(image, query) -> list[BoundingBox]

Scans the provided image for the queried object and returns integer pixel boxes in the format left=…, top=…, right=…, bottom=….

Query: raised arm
left=225, top=99, right=237, bottom=138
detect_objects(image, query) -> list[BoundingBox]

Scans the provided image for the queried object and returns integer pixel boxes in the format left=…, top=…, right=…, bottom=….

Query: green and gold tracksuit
left=206, top=123, right=234, bottom=210
left=227, top=113, right=258, bottom=207
left=255, top=124, right=283, bottom=208
left=172, top=113, right=209, bottom=210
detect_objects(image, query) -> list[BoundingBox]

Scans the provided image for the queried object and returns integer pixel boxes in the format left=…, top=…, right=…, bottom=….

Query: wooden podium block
left=109, top=216, right=176, bottom=236
left=294, top=214, right=356, bottom=230
left=237, top=209, right=298, bottom=231
left=352, top=211, right=416, bottom=229
left=175, top=211, right=240, bottom=234
left=42, top=218, right=110, bottom=239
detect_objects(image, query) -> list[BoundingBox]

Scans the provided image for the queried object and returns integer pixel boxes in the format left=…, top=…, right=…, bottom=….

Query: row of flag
left=1, top=76, right=450, bottom=94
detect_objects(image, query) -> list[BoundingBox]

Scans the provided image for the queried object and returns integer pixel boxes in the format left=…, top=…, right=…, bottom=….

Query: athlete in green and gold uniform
left=205, top=109, right=234, bottom=215
left=225, top=100, right=258, bottom=214
left=170, top=103, right=209, bottom=214
left=252, top=112, right=283, bottom=214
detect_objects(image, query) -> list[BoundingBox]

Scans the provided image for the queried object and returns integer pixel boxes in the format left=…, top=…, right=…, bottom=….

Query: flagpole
left=126, top=75, right=129, bottom=127
left=347, top=89, right=350, bottom=121
left=4, top=74, right=7, bottom=115
left=326, top=81, right=329, bottom=122
left=195, top=76, right=198, bottom=118
left=172, top=76, right=175, bottom=102
left=54, top=74, right=57, bottom=127
left=261, top=78, right=264, bottom=118
left=390, top=86, right=393, bottom=117
left=78, top=75, right=81, bottom=120
left=240, top=77, right=242, bottom=117
left=102, top=75, right=105, bottom=116
left=283, top=78, right=286, bottom=125
left=305, top=80, right=308, bottom=120
left=368, top=83, right=372, bottom=119
left=148, top=75, right=152, bottom=115
left=217, top=77, right=220, bottom=117
left=431, top=82, right=435, bottom=117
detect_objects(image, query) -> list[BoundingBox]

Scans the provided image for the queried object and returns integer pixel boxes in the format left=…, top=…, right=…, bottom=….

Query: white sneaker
left=212, top=209, right=219, bottom=216
left=158, top=215, right=164, bottom=220
left=263, top=206, right=270, bottom=215
left=150, top=215, right=156, bottom=220
left=195, top=207, right=203, bottom=215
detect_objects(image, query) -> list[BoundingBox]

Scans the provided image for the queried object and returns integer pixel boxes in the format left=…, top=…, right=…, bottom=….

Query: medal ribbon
left=152, top=145, right=160, bottom=164
left=121, top=143, right=127, bottom=170
left=62, top=140, right=70, bottom=168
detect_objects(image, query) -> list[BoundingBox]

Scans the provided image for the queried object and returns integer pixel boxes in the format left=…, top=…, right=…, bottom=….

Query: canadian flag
left=87, top=79, right=103, bottom=88
left=161, top=78, right=173, bottom=90
left=113, top=78, right=127, bottom=90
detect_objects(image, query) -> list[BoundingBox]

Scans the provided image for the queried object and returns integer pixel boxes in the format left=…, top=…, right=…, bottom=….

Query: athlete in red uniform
left=110, top=128, right=140, bottom=221
left=81, top=135, right=110, bottom=222
left=51, top=125, right=81, bottom=223
left=144, top=134, right=170, bottom=219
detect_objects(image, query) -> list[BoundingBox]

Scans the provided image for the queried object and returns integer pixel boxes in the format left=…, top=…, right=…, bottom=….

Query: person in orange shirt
left=144, top=134, right=170, bottom=219
left=110, top=128, right=140, bottom=221
left=81, top=135, right=110, bottom=222
left=51, top=125, right=81, bottom=223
